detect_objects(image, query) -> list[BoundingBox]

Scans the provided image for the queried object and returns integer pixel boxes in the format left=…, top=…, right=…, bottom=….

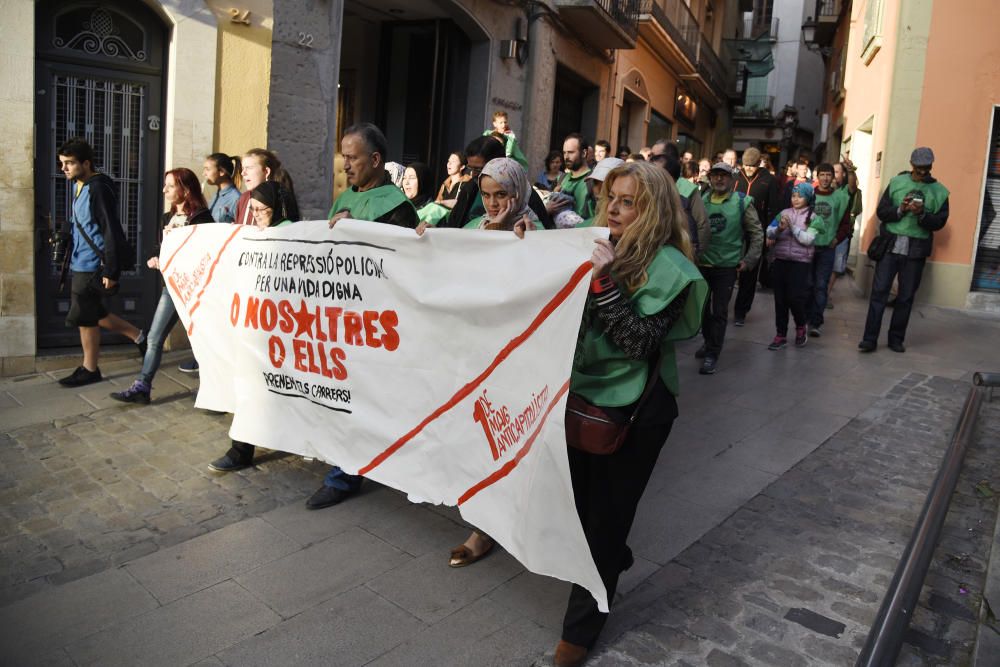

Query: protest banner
left=161, top=219, right=611, bottom=611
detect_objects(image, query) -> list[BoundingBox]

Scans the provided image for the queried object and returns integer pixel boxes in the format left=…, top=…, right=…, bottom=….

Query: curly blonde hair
left=593, top=161, right=693, bottom=293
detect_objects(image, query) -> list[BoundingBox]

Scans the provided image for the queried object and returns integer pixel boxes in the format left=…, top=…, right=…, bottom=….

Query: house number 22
left=298, top=32, right=314, bottom=48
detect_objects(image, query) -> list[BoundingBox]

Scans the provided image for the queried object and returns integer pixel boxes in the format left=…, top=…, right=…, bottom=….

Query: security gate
left=34, top=1, right=166, bottom=348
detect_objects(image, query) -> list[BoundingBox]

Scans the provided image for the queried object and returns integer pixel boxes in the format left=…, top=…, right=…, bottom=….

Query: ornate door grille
left=49, top=74, right=145, bottom=272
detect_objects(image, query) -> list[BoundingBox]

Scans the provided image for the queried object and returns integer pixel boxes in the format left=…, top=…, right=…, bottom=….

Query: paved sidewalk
left=1, top=279, right=998, bottom=665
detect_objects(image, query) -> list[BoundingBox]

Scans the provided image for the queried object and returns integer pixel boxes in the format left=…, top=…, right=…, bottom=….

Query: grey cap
left=586, top=157, right=625, bottom=182
left=910, top=147, right=935, bottom=167
left=709, top=162, right=735, bottom=175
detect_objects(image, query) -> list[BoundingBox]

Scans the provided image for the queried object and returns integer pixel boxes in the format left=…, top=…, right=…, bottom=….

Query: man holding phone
left=859, top=147, right=949, bottom=353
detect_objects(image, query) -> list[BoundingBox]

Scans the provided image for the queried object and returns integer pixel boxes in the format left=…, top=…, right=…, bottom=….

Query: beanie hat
left=742, top=147, right=761, bottom=166
left=791, top=181, right=815, bottom=204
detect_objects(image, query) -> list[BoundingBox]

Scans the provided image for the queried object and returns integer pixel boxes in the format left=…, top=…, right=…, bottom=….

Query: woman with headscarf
left=463, top=157, right=542, bottom=231
left=764, top=181, right=828, bottom=350
left=384, top=161, right=406, bottom=190
left=403, top=162, right=450, bottom=227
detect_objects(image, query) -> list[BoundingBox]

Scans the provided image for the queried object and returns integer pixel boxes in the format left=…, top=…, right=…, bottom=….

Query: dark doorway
left=34, top=1, right=167, bottom=348
left=374, top=20, right=471, bottom=183
left=550, top=65, right=600, bottom=151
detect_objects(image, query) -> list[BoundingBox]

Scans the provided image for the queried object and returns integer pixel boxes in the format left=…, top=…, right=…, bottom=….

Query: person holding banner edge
left=312, top=122, right=419, bottom=511
left=442, top=160, right=707, bottom=666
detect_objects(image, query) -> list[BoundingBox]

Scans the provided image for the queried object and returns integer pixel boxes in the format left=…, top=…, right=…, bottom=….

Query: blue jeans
left=862, top=252, right=926, bottom=346
left=808, top=246, right=836, bottom=327
left=324, top=466, right=362, bottom=491
left=833, top=238, right=850, bottom=275
left=139, top=289, right=179, bottom=385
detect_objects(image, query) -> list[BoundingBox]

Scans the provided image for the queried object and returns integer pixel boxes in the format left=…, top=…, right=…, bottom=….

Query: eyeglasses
left=251, top=205, right=272, bottom=215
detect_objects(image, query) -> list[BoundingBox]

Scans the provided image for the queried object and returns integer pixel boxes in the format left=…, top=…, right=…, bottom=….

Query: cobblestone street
left=1, top=286, right=999, bottom=665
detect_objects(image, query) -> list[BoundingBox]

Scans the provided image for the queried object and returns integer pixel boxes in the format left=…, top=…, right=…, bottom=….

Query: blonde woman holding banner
left=439, top=160, right=707, bottom=666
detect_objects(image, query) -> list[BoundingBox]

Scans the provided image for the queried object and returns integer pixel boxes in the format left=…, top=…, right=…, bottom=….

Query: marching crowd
left=53, top=112, right=948, bottom=665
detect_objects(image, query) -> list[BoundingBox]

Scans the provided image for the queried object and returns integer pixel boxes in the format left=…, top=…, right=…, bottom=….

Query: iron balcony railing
left=815, top=0, right=844, bottom=19
left=597, top=0, right=641, bottom=40
left=739, top=14, right=780, bottom=40
left=639, top=0, right=700, bottom=63
left=734, top=94, right=775, bottom=118
left=639, top=0, right=733, bottom=97
left=695, top=33, right=728, bottom=98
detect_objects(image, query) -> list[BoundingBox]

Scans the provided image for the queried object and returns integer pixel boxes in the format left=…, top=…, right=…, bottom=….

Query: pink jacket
left=766, top=207, right=823, bottom=263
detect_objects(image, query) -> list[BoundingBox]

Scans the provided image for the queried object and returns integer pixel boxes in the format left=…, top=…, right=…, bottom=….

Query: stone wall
left=0, top=0, right=37, bottom=376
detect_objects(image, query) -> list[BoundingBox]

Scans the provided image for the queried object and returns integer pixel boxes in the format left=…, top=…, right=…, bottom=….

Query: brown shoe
left=554, top=640, right=588, bottom=667
left=448, top=536, right=494, bottom=568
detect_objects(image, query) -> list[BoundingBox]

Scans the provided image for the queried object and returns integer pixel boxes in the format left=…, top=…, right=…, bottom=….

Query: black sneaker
left=888, top=341, right=906, bottom=353
left=699, top=356, right=718, bottom=375
left=858, top=340, right=877, bottom=353
left=306, top=484, right=356, bottom=510
left=695, top=345, right=707, bottom=359
left=110, top=380, right=151, bottom=405
left=207, top=454, right=252, bottom=473
left=178, top=359, right=199, bottom=374
left=135, top=330, right=147, bottom=358
left=808, top=325, right=822, bottom=338
left=733, top=318, right=746, bottom=327
left=58, top=366, right=103, bottom=387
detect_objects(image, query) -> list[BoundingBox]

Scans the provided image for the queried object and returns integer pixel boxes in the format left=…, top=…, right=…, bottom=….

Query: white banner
left=161, top=220, right=610, bottom=611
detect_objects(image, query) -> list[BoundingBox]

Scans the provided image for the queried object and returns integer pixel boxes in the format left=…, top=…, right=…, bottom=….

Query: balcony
left=555, top=0, right=639, bottom=50
left=804, top=0, right=845, bottom=48
left=638, top=0, right=730, bottom=103
left=733, top=94, right=775, bottom=120
left=737, top=14, right=779, bottom=41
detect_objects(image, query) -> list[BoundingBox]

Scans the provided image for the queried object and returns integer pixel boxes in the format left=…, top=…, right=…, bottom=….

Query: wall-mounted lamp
left=500, top=18, right=528, bottom=66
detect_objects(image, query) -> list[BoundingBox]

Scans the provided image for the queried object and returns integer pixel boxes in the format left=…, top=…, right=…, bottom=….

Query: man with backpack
left=57, top=138, right=145, bottom=387
left=697, top=163, right=763, bottom=375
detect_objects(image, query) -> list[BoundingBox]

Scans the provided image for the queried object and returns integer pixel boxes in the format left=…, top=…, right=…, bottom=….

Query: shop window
left=971, top=107, right=1000, bottom=293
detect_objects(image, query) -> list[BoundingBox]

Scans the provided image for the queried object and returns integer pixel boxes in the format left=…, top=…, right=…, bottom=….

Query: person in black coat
left=732, top=147, right=781, bottom=323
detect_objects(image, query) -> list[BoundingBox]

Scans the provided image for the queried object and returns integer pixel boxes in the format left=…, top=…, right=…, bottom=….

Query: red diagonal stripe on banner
left=457, top=379, right=570, bottom=506
left=358, top=260, right=592, bottom=476
left=161, top=224, right=199, bottom=273
left=186, top=225, right=243, bottom=335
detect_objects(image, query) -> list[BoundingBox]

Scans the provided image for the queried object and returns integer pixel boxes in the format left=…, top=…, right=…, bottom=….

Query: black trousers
left=699, top=266, right=738, bottom=357
left=770, top=259, right=812, bottom=335
left=862, top=252, right=926, bottom=346
left=562, top=382, right=678, bottom=648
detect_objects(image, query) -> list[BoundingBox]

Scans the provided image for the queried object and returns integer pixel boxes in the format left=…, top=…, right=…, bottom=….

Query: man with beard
left=697, top=163, right=762, bottom=375
left=547, top=133, right=594, bottom=220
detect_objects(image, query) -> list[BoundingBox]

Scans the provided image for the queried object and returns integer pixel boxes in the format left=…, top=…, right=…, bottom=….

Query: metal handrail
left=855, top=373, right=998, bottom=666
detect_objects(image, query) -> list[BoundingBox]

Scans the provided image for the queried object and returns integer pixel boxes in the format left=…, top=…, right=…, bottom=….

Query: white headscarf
left=478, top=157, right=539, bottom=229
left=384, top=161, right=405, bottom=189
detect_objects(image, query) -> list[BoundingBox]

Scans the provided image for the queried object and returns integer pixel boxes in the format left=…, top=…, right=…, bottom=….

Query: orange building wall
left=841, top=0, right=902, bottom=250
left=914, top=0, right=1000, bottom=265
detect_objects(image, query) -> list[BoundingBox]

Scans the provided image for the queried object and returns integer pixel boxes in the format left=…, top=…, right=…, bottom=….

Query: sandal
left=448, top=536, right=495, bottom=568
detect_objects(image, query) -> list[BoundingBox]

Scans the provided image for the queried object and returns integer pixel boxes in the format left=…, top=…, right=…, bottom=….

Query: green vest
left=885, top=173, right=949, bottom=239
left=576, top=217, right=597, bottom=228
left=559, top=170, right=594, bottom=219
left=812, top=188, right=849, bottom=247
left=418, top=201, right=451, bottom=227
left=482, top=131, right=528, bottom=169
left=328, top=184, right=413, bottom=222
left=676, top=177, right=697, bottom=199
left=571, top=246, right=708, bottom=405
left=700, top=191, right=753, bottom=267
